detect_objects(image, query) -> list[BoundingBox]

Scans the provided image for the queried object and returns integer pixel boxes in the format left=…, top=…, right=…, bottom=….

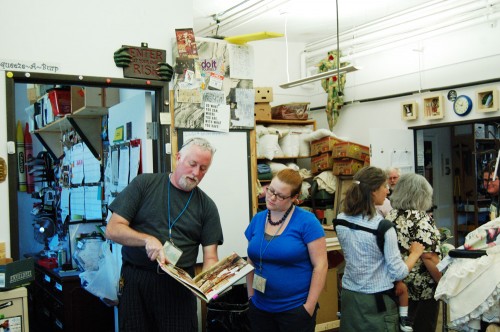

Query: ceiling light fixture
left=279, top=64, right=360, bottom=89
left=280, top=0, right=359, bottom=89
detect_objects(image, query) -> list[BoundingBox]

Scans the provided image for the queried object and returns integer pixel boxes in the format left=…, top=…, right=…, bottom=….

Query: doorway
left=5, top=71, right=169, bottom=260
left=414, top=117, right=500, bottom=246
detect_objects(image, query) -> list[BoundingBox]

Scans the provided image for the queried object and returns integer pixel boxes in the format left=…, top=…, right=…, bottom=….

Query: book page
left=158, top=261, right=208, bottom=301
left=193, top=252, right=254, bottom=301
left=158, top=252, right=254, bottom=302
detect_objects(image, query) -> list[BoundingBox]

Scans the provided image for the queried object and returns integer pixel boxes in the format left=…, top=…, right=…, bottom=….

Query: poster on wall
left=173, top=37, right=255, bottom=130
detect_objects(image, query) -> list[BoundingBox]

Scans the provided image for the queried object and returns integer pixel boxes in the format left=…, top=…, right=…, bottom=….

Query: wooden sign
left=122, top=45, right=167, bottom=80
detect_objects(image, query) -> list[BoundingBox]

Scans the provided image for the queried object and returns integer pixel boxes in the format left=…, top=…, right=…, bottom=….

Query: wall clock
left=453, top=95, right=473, bottom=116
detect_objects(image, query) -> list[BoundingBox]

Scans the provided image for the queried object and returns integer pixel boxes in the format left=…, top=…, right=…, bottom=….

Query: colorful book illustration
left=158, top=252, right=253, bottom=302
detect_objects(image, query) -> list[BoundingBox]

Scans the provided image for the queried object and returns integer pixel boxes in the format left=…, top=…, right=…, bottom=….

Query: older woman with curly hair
left=386, top=173, right=442, bottom=332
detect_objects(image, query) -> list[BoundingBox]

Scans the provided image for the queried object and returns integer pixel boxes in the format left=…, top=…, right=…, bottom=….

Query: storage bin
left=271, top=103, right=309, bottom=120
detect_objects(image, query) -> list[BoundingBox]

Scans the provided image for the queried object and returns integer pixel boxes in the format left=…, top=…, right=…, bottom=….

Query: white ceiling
left=193, top=0, right=437, bottom=44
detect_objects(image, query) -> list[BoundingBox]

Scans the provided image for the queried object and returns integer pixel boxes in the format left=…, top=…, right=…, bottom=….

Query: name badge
left=163, top=241, right=183, bottom=266
left=253, top=274, right=267, bottom=293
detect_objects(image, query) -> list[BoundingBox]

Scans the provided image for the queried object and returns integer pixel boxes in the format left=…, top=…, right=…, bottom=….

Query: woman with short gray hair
left=386, top=173, right=442, bottom=332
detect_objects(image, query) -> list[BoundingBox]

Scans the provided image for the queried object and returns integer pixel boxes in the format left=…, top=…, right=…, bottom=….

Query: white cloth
left=435, top=246, right=500, bottom=331
left=313, top=171, right=337, bottom=194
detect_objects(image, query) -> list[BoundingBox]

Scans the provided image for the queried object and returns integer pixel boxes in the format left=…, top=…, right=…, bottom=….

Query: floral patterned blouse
left=386, top=209, right=442, bottom=300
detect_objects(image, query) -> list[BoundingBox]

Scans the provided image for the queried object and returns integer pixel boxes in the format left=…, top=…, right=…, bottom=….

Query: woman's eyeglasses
left=266, top=187, right=292, bottom=201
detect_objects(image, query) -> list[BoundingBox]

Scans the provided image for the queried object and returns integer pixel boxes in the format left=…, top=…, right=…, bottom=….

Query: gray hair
left=179, top=137, right=216, bottom=156
left=386, top=167, right=401, bottom=177
left=390, top=173, right=433, bottom=211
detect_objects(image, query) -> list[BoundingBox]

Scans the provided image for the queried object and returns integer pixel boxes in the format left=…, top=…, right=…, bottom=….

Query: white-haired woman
left=386, top=173, right=442, bottom=332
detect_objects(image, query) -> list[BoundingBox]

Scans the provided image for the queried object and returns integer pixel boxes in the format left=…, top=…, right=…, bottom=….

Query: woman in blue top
left=336, top=166, right=424, bottom=332
left=245, top=168, right=327, bottom=332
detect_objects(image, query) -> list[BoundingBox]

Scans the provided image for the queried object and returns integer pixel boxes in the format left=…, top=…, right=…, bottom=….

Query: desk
left=315, top=232, right=342, bottom=331
left=28, top=262, right=114, bottom=332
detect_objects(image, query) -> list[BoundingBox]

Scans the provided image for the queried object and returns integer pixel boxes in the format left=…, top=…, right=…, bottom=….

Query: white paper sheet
left=84, top=144, right=101, bottom=183
left=118, top=145, right=130, bottom=192
left=228, top=44, right=254, bottom=79
left=70, top=186, right=85, bottom=221
left=71, top=143, right=85, bottom=185
left=204, top=103, right=230, bottom=133
left=111, top=148, right=119, bottom=192
left=129, top=143, right=141, bottom=183
left=85, top=185, right=103, bottom=220
left=60, top=187, right=70, bottom=224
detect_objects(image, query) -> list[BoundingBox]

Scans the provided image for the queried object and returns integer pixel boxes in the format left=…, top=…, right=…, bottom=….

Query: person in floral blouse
left=386, top=173, right=442, bottom=332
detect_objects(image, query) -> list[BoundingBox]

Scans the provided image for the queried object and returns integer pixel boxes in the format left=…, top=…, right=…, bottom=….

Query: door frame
left=6, top=71, right=169, bottom=259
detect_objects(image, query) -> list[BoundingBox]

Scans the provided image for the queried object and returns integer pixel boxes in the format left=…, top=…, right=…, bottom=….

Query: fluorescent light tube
left=279, top=65, right=360, bottom=89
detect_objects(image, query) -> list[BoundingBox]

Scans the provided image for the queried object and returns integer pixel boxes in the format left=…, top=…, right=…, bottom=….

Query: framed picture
left=401, top=101, right=417, bottom=120
left=423, top=94, right=444, bottom=120
left=476, top=87, right=499, bottom=113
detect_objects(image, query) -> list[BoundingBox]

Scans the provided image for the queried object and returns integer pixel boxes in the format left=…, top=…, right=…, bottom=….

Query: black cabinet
left=28, top=262, right=114, bottom=332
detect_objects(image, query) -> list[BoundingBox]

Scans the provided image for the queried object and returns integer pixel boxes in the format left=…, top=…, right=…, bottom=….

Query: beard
left=178, top=175, right=199, bottom=191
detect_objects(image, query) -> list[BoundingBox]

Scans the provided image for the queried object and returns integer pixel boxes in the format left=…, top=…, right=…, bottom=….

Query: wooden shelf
left=257, top=155, right=314, bottom=160
left=32, top=86, right=118, bottom=160
left=34, top=107, right=105, bottom=160
left=256, top=119, right=316, bottom=127
left=251, top=118, right=317, bottom=214
left=457, top=224, right=476, bottom=233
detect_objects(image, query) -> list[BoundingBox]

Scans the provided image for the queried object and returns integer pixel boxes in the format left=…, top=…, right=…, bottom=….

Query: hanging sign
left=115, top=43, right=167, bottom=80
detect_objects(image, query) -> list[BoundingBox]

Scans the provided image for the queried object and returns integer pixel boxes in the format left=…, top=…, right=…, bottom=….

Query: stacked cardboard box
left=311, top=153, right=334, bottom=174
left=310, top=136, right=345, bottom=156
left=332, top=141, right=370, bottom=175
left=254, top=87, right=273, bottom=121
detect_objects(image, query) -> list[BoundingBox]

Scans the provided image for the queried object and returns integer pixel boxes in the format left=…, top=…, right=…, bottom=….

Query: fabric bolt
left=245, top=206, right=325, bottom=313
left=257, top=163, right=271, bottom=173
left=313, top=171, right=337, bottom=194
left=336, top=212, right=408, bottom=293
left=118, top=264, right=197, bottom=332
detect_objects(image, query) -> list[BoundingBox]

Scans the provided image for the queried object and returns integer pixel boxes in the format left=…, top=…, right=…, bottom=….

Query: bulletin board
left=178, top=130, right=252, bottom=262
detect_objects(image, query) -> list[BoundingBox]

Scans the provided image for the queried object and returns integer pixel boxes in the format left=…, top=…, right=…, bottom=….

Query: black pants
left=247, top=300, right=318, bottom=332
left=408, top=298, right=439, bottom=332
left=118, top=263, right=197, bottom=332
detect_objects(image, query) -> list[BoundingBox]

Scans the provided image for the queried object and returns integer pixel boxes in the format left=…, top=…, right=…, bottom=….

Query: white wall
left=0, top=0, right=193, bottom=256
left=253, top=22, right=500, bottom=145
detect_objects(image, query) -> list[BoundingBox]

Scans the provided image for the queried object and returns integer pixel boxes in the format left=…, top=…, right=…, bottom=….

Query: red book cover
left=175, top=28, right=198, bottom=58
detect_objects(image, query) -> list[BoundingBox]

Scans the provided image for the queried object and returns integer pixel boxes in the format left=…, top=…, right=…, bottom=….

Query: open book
left=157, top=252, right=254, bottom=302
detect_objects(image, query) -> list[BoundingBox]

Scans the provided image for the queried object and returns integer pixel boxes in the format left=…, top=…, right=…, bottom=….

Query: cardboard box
left=311, top=136, right=345, bottom=156
left=332, top=158, right=365, bottom=175
left=255, top=87, right=273, bottom=103
left=332, top=141, right=370, bottom=161
left=0, top=258, right=35, bottom=289
left=311, top=152, right=334, bottom=174
left=254, top=103, right=272, bottom=120
left=71, top=86, right=120, bottom=113
left=316, top=267, right=339, bottom=324
left=271, top=103, right=309, bottom=120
